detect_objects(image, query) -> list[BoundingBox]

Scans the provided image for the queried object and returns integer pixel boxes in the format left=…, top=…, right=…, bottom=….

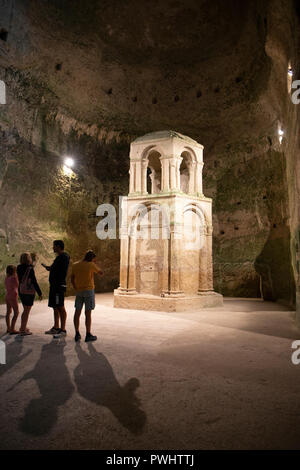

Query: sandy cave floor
left=0, top=294, right=300, bottom=450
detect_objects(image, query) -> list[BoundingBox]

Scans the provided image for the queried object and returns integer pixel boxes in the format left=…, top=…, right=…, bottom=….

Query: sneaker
left=45, top=327, right=60, bottom=335
left=75, top=332, right=81, bottom=342
left=53, top=329, right=67, bottom=339
left=85, top=333, right=97, bottom=342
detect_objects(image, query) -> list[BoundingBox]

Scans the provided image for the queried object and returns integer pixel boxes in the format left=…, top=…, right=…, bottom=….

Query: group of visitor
left=4, top=240, right=103, bottom=342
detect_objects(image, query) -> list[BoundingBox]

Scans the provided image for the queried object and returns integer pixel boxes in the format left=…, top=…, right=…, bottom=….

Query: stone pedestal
left=114, top=291, right=223, bottom=312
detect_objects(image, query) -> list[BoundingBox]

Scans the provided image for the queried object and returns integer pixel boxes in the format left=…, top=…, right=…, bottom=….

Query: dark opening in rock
left=0, top=29, right=8, bottom=41
left=197, top=90, right=202, bottom=98
left=214, top=87, right=220, bottom=93
left=235, top=76, right=242, bottom=83
left=132, top=96, right=137, bottom=102
left=152, top=97, right=157, bottom=104
left=174, top=95, right=179, bottom=102
left=55, top=63, right=62, bottom=71
left=107, top=88, right=113, bottom=95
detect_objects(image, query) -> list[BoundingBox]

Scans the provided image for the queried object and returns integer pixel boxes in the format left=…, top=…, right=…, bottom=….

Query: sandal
left=19, top=331, right=33, bottom=336
left=9, top=330, right=19, bottom=335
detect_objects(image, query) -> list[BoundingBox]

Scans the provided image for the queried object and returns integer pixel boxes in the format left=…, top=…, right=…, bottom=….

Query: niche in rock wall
left=0, top=29, right=8, bottom=41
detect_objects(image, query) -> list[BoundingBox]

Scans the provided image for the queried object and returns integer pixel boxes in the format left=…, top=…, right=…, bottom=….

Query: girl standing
left=5, top=265, right=19, bottom=334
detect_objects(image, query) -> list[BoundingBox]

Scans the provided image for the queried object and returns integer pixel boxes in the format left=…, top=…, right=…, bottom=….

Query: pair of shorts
left=19, top=293, right=35, bottom=307
left=6, top=295, right=19, bottom=310
left=48, top=286, right=65, bottom=308
left=75, top=289, right=95, bottom=312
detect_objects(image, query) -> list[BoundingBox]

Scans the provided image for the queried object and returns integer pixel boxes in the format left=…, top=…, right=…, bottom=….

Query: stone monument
left=114, top=130, right=223, bottom=311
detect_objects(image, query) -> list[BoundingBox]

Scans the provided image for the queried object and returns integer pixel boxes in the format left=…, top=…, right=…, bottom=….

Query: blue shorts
left=75, top=289, right=95, bottom=312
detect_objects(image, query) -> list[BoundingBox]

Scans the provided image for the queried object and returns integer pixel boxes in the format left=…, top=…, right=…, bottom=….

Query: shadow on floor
left=223, top=298, right=292, bottom=312
left=167, top=299, right=299, bottom=340
left=0, top=336, right=32, bottom=378
left=74, top=342, right=146, bottom=435
left=11, top=339, right=74, bottom=436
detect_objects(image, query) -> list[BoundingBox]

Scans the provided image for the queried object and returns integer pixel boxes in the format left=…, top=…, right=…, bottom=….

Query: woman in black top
left=17, top=252, right=42, bottom=335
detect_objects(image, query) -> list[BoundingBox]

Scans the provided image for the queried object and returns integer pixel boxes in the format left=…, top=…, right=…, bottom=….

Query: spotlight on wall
left=63, top=156, right=75, bottom=176
left=64, top=157, right=74, bottom=168
left=278, top=128, right=284, bottom=144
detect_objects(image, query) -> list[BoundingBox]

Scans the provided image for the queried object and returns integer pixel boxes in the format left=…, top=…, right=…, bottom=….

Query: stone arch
left=181, top=203, right=211, bottom=294
left=183, top=203, right=209, bottom=228
left=182, top=204, right=207, bottom=253
left=183, top=146, right=198, bottom=161
left=128, top=201, right=170, bottom=295
left=141, top=144, right=164, bottom=161
left=129, top=200, right=170, bottom=238
left=141, top=146, right=164, bottom=195
left=180, top=149, right=197, bottom=194
left=147, top=150, right=162, bottom=194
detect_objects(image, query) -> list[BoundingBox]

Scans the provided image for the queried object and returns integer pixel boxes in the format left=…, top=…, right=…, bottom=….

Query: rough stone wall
left=0, top=0, right=299, bottom=307
left=0, top=124, right=128, bottom=300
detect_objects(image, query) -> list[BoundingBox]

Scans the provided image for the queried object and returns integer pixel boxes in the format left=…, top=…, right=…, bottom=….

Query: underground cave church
left=114, top=130, right=223, bottom=311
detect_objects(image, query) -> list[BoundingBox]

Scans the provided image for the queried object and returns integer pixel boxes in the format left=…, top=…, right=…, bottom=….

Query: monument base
left=113, top=290, right=223, bottom=312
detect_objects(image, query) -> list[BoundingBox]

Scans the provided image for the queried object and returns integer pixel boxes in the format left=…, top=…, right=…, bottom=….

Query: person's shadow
left=74, top=343, right=146, bottom=435
left=0, top=336, right=32, bottom=378
left=9, top=339, right=74, bottom=436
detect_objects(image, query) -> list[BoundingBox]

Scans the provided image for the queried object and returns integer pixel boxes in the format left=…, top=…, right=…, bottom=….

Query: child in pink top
left=5, top=265, right=19, bottom=334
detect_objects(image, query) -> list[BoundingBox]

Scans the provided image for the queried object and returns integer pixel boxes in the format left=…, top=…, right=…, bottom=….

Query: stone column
left=176, top=157, right=182, bottom=190
left=170, top=160, right=177, bottom=191
left=141, top=159, right=148, bottom=194
left=198, top=225, right=213, bottom=293
left=169, top=227, right=184, bottom=296
left=135, top=161, right=142, bottom=193
left=195, top=162, right=204, bottom=194
left=127, top=233, right=137, bottom=294
left=206, top=225, right=214, bottom=290
left=160, top=157, right=170, bottom=192
left=160, top=159, right=164, bottom=193
left=188, top=161, right=196, bottom=194
left=118, top=234, right=129, bottom=292
left=129, top=161, right=135, bottom=194
left=149, top=171, right=155, bottom=194
left=161, top=237, right=170, bottom=295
